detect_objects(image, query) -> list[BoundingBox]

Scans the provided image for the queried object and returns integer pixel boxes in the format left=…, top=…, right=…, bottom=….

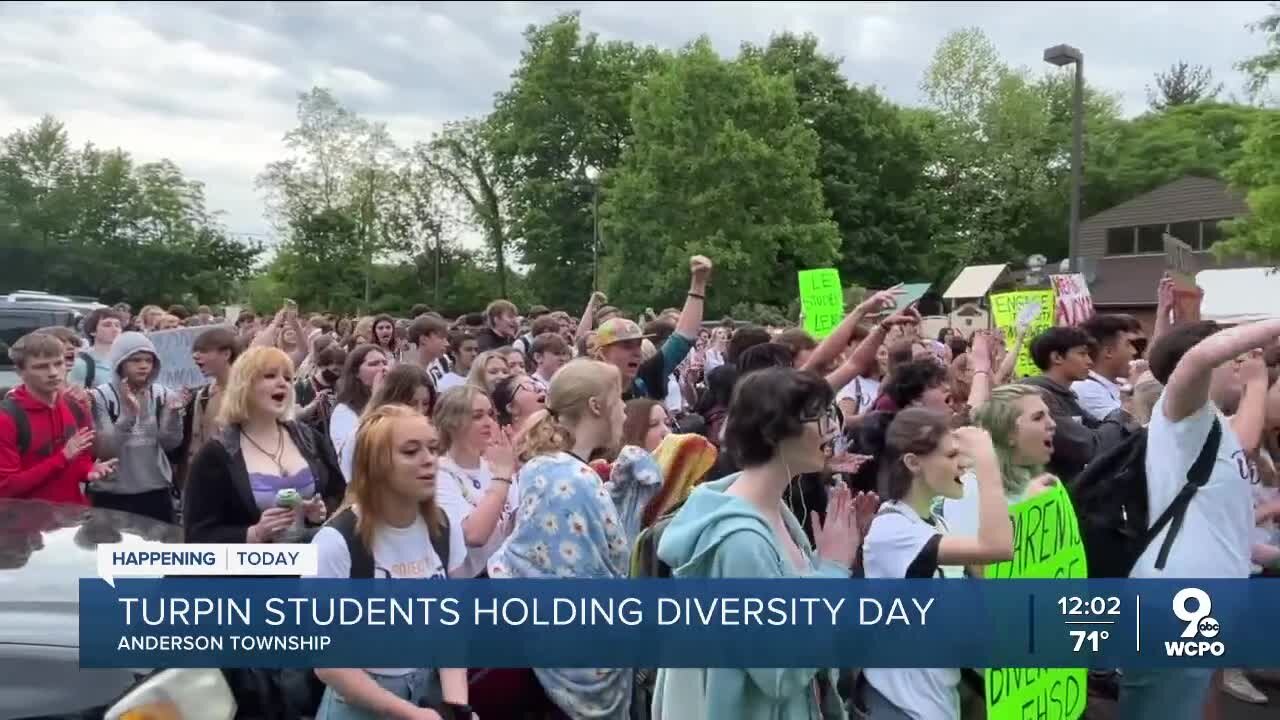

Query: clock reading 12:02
left=1058, top=596, right=1121, bottom=616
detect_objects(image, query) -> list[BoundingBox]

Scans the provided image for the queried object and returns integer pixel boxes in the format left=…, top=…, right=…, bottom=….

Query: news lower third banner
left=80, top=578, right=1277, bottom=669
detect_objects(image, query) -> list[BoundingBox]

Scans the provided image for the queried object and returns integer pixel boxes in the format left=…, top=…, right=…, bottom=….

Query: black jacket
left=182, top=420, right=346, bottom=543
left=475, top=327, right=514, bottom=353
left=1021, top=375, right=1136, bottom=482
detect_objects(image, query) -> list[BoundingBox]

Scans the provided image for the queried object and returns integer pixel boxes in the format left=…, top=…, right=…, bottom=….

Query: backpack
left=0, top=396, right=89, bottom=456
left=93, top=383, right=165, bottom=425
left=1066, top=419, right=1222, bottom=578
left=328, top=506, right=451, bottom=579
left=78, top=352, right=96, bottom=388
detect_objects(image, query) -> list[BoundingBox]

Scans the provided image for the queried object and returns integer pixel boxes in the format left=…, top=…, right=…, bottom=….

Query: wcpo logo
left=1165, top=588, right=1224, bottom=657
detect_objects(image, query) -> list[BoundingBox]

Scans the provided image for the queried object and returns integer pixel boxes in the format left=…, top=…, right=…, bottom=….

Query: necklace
left=242, top=424, right=287, bottom=475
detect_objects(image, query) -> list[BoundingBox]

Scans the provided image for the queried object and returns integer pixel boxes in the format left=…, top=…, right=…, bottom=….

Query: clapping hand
left=165, top=388, right=191, bottom=413
left=303, top=494, right=327, bottom=524
left=813, top=482, right=860, bottom=570
left=87, top=459, right=118, bottom=483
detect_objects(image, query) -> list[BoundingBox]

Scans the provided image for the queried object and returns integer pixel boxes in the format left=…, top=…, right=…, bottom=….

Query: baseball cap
left=595, top=318, right=654, bottom=347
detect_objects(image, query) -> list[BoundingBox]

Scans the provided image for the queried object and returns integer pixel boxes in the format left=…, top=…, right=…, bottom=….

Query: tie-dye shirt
left=488, top=451, right=633, bottom=719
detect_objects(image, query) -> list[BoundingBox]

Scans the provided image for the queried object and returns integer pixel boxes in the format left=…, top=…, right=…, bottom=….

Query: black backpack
left=0, top=396, right=89, bottom=456
left=1067, top=419, right=1221, bottom=578
left=328, top=506, right=451, bottom=578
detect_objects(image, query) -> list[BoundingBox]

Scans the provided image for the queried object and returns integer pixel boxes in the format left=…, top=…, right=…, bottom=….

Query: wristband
left=687, top=291, right=705, bottom=300
left=491, top=476, right=512, bottom=485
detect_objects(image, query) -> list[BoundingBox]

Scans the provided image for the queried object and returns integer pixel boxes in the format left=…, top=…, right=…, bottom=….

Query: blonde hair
left=218, top=346, right=296, bottom=426
left=467, top=350, right=509, bottom=394
left=352, top=316, right=375, bottom=343
left=971, top=384, right=1043, bottom=494
left=517, top=359, right=620, bottom=462
left=338, top=404, right=445, bottom=549
left=138, top=305, right=163, bottom=329
left=433, top=384, right=487, bottom=452
left=640, top=339, right=658, bottom=362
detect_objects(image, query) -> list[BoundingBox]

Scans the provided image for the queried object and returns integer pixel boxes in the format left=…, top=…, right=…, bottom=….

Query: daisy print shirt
left=487, top=451, right=634, bottom=719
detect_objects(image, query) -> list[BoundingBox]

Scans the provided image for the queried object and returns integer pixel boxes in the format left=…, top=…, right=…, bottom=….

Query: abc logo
left=1167, top=588, right=1225, bottom=657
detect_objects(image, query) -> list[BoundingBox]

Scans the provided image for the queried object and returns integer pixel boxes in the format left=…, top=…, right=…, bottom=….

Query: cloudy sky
left=0, top=1, right=1271, bottom=242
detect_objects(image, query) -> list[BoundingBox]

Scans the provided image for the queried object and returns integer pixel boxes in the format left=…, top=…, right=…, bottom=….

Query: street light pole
left=585, top=165, right=601, bottom=292
left=1044, top=44, right=1084, bottom=273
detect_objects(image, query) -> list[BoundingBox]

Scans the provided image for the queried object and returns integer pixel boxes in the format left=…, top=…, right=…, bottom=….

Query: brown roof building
left=1080, top=175, right=1252, bottom=329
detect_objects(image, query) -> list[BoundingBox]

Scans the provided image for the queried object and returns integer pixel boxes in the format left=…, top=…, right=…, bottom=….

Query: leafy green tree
left=0, top=115, right=257, bottom=305
left=601, top=38, right=839, bottom=315
left=1239, top=3, right=1280, bottom=99
left=414, top=119, right=513, bottom=297
left=1220, top=111, right=1280, bottom=263
left=742, top=32, right=937, bottom=287
left=489, top=13, right=665, bottom=308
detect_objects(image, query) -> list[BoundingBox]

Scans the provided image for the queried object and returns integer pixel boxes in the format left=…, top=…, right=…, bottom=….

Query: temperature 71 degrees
left=1071, top=629, right=1110, bottom=652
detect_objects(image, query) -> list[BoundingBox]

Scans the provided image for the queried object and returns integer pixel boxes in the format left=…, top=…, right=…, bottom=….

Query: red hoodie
left=0, top=385, right=93, bottom=504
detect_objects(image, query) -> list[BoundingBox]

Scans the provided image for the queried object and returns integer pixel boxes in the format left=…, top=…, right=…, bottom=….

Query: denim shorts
left=317, top=668, right=437, bottom=720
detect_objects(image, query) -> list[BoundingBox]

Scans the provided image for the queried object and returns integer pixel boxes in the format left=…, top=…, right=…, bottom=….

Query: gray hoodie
left=90, top=332, right=183, bottom=494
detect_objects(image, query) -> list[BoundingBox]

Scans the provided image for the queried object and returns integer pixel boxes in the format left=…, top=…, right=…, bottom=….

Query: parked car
left=0, top=499, right=236, bottom=719
left=0, top=302, right=85, bottom=394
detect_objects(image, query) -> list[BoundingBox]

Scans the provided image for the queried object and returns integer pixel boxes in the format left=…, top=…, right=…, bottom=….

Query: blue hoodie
left=652, top=474, right=848, bottom=720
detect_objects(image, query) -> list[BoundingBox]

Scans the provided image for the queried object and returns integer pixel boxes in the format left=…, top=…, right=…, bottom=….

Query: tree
left=1146, top=61, right=1223, bottom=111
left=1219, top=111, right=1280, bottom=263
left=917, top=29, right=1121, bottom=270
left=601, top=38, right=839, bottom=315
left=259, top=88, right=414, bottom=310
left=415, top=119, right=513, bottom=297
left=1239, top=3, right=1280, bottom=99
left=0, top=115, right=257, bottom=305
left=742, top=32, right=937, bottom=286
left=489, top=13, right=665, bottom=308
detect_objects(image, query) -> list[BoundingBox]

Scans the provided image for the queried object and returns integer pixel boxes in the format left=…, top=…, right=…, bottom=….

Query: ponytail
left=517, top=409, right=574, bottom=464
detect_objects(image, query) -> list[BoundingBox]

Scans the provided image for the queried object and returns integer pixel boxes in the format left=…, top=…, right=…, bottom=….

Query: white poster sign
left=150, top=326, right=229, bottom=389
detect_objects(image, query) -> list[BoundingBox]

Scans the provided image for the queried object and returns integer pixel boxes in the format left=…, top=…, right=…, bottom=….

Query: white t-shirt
left=836, top=376, right=880, bottom=416
left=863, top=501, right=963, bottom=720
left=329, top=403, right=360, bottom=481
left=1131, top=397, right=1253, bottom=579
left=1071, top=371, right=1121, bottom=422
left=313, top=509, right=466, bottom=675
left=435, top=372, right=467, bottom=394
left=939, top=470, right=1025, bottom=539
left=435, top=456, right=519, bottom=578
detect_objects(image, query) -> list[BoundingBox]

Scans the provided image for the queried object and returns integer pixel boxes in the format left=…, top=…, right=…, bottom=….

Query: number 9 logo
left=1173, top=588, right=1215, bottom=639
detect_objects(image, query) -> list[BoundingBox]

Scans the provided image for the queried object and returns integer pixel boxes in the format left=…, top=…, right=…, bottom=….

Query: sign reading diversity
left=985, top=483, right=1088, bottom=720
left=989, top=290, right=1056, bottom=378
left=798, top=268, right=844, bottom=339
left=1051, top=274, right=1095, bottom=327
left=151, top=325, right=229, bottom=389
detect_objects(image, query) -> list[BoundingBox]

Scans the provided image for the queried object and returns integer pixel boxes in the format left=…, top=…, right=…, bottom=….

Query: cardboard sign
left=989, top=290, right=1056, bottom=378
left=798, top=269, right=844, bottom=339
left=1051, top=274, right=1094, bottom=327
left=150, top=326, right=228, bottom=389
left=985, top=483, right=1088, bottom=720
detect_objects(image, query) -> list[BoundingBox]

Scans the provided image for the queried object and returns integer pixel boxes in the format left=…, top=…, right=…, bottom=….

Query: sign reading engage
left=798, top=268, right=844, bottom=339
left=989, top=290, right=1056, bottom=378
left=985, top=484, right=1088, bottom=720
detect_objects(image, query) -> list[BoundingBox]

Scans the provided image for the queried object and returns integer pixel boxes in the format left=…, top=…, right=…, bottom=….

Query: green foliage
left=1238, top=4, right=1280, bottom=98
left=601, top=38, right=839, bottom=316
left=0, top=115, right=259, bottom=305
left=1220, top=112, right=1280, bottom=263
left=1146, top=61, right=1223, bottom=111
left=742, top=33, right=937, bottom=288
left=728, top=302, right=790, bottom=327
left=489, top=12, right=665, bottom=309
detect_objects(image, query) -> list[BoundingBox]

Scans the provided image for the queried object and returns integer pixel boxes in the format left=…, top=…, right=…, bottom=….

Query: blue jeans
left=1118, top=668, right=1214, bottom=720
left=317, top=668, right=437, bottom=720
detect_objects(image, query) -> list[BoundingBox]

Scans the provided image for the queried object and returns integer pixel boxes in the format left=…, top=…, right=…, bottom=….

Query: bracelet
left=687, top=291, right=705, bottom=300
left=491, top=476, right=512, bottom=485
left=973, top=369, right=992, bottom=377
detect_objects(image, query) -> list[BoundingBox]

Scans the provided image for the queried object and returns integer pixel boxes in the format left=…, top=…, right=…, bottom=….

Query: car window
left=0, top=310, right=55, bottom=362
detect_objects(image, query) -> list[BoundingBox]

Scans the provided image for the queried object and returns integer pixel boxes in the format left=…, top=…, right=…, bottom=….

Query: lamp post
left=1044, top=43, right=1084, bottom=273
left=585, top=165, right=601, bottom=292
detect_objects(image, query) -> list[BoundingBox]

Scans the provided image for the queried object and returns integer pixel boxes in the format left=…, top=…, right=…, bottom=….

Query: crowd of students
left=2, top=256, right=1279, bottom=719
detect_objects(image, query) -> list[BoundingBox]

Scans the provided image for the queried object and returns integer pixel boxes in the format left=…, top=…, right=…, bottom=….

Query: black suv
left=0, top=301, right=84, bottom=393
